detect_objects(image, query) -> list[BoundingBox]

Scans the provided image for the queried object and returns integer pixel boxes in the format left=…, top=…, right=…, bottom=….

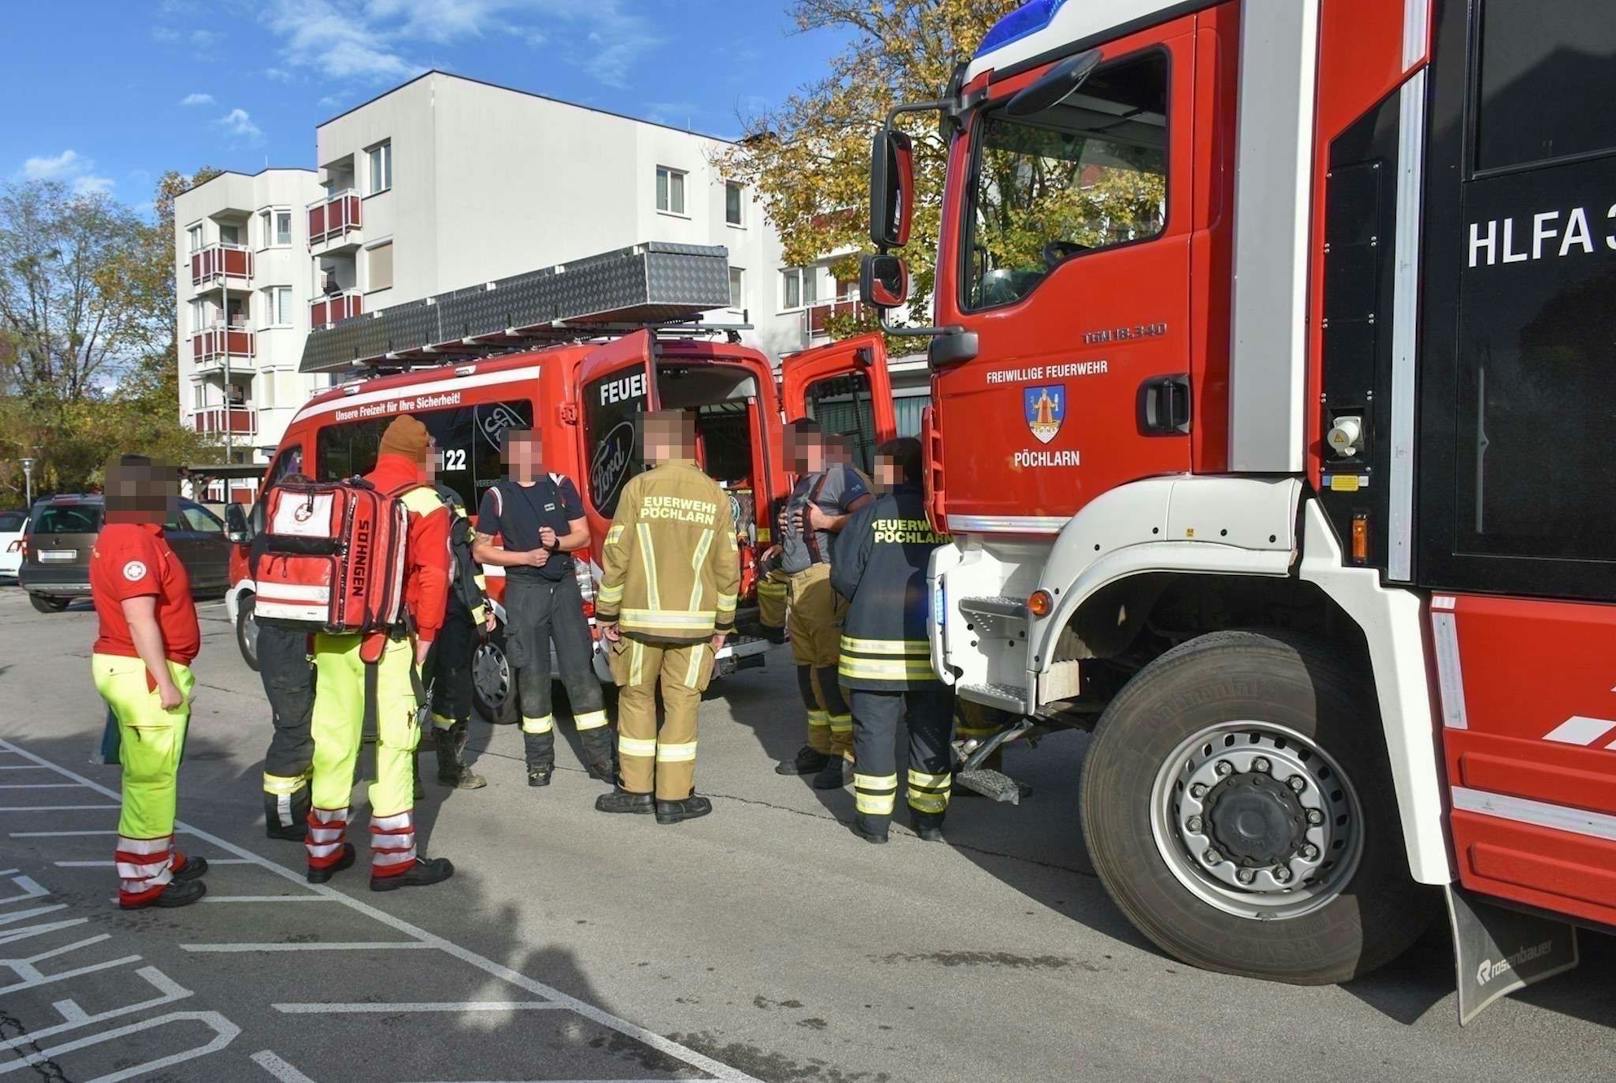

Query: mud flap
left=1445, top=884, right=1579, bottom=1025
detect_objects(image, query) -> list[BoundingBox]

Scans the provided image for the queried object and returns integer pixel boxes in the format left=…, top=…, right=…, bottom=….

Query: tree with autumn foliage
left=718, top=0, right=1166, bottom=342
left=0, top=168, right=222, bottom=500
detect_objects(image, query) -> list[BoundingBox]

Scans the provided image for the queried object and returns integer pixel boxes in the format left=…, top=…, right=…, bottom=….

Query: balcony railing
left=192, top=324, right=255, bottom=367
left=190, top=243, right=253, bottom=288
left=193, top=406, right=256, bottom=436
left=804, top=296, right=862, bottom=338
left=308, top=189, right=361, bottom=246
left=310, top=290, right=363, bottom=328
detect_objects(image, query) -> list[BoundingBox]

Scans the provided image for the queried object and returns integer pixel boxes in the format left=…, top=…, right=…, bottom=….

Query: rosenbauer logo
left=1475, top=940, right=1555, bottom=986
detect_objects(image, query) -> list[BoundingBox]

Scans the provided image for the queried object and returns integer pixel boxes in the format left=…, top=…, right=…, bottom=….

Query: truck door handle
left=1137, top=374, right=1191, bottom=436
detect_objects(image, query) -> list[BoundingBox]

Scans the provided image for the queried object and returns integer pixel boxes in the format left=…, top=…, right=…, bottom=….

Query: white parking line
left=55, top=859, right=255, bottom=868
left=0, top=736, right=758, bottom=1083
left=0, top=804, right=117, bottom=811
left=273, top=1001, right=570, bottom=1014
left=204, top=895, right=338, bottom=904
left=251, top=1050, right=318, bottom=1083
left=0, top=783, right=85, bottom=789
left=182, top=941, right=435, bottom=953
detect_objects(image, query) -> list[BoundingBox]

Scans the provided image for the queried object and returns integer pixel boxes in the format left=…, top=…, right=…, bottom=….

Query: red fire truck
left=808, top=0, right=1612, bottom=1015
left=225, top=322, right=882, bottom=718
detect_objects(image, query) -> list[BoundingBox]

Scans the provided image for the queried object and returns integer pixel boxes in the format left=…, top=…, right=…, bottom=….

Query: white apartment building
left=176, top=71, right=856, bottom=470
left=174, top=168, right=324, bottom=474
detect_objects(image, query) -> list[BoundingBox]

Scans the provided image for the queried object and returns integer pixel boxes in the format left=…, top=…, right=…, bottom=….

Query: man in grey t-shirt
left=765, top=418, right=872, bottom=787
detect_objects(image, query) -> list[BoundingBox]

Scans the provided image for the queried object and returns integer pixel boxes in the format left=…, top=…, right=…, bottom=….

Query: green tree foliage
left=716, top=0, right=1021, bottom=341
left=0, top=170, right=222, bottom=502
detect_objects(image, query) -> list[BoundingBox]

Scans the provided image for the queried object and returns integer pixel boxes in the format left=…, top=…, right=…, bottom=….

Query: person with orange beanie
left=304, top=415, right=458, bottom=892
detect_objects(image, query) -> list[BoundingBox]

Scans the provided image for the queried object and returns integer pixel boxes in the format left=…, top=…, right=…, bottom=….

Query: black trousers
left=260, top=621, right=316, bottom=826
left=849, top=686, right=955, bottom=824
left=505, top=574, right=609, bottom=767
left=429, top=596, right=477, bottom=726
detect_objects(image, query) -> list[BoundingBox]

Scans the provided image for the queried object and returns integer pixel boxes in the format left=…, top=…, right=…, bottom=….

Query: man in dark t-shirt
left=473, top=429, right=613, bottom=787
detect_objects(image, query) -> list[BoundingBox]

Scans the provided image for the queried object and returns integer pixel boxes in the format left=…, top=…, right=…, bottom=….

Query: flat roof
left=315, top=69, right=737, bottom=145
left=177, top=166, right=318, bottom=202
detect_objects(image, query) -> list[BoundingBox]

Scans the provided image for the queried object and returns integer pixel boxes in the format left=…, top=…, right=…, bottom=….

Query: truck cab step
left=955, top=767, right=1030, bottom=805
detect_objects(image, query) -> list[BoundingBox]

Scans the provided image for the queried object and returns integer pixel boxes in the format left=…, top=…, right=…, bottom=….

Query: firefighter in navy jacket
left=830, top=437, right=954, bottom=844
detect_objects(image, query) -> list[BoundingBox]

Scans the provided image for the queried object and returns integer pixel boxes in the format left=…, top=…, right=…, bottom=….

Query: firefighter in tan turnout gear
left=593, top=410, right=740, bottom=825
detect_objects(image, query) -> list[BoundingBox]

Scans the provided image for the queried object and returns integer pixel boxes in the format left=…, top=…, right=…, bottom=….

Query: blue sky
left=0, top=0, right=850, bottom=212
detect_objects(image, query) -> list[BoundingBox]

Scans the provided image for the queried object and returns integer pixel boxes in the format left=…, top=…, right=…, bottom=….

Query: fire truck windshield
left=964, top=50, right=1169, bottom=311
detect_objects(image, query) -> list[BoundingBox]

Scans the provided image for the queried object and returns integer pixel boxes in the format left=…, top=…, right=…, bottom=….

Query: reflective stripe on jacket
left=830, top=484, right=948, bottom=691
left=596, top=459, right=740, bottom=643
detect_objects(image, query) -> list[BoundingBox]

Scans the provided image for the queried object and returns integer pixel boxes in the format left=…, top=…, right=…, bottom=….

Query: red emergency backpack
left=253, top=478, right=414, bottom=635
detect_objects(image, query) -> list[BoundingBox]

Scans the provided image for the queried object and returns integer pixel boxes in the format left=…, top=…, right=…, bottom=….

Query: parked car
left=0, top=510, right=26, bottom=580
left=19, top=495, right=233, bottom=612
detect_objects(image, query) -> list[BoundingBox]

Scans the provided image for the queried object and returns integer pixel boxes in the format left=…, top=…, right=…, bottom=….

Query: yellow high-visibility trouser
left=93, top=654, right=195, bottom=842
left=609, top=636, right=713, bottom=801
left=310, top=634, right=420, bottom=819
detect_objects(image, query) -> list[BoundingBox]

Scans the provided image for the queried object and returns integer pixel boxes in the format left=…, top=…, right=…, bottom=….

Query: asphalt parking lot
left=1, top=583, right=1613, bottom=1082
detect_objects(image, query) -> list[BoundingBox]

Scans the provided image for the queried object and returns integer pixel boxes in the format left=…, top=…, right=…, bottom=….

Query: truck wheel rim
left=242, top=609, right=258, bottom=657
left=473, top=642, right=509, bottom=708
left=1148, top=720, right=1363, bottom=921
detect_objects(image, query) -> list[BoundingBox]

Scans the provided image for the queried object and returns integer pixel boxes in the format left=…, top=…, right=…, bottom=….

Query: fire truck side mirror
left=860, top=253, right=909, bottom=310
left=224, top=502, right=251, bottom=544
left=869, top=128, right=914, bottom=249
left=1006, top=48, right=1103, bottom=118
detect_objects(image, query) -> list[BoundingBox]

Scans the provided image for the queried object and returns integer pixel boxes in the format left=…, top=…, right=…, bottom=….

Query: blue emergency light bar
left=977, top=0, right=1072, bottom=57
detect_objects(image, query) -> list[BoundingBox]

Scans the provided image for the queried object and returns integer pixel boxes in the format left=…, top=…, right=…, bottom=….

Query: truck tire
left=472, top=623, right=518, bottom=725
left=29, top=594, right=69, bottom=613
left=236, top=594, right=260, bottom=672
left=1080, top=629, right=1431, bottom=985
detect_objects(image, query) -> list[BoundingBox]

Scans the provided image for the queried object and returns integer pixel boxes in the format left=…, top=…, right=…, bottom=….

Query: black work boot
left=775, top=745, right=830, bottom=776
left=435, top=722, right=487, bottom=789
left=172, top=856, right=209, bottom=882
left=523, top=729, right=554, bottom=787
left=655, top=794, right=713, bottom=824
left=595, top=789, right=654, bottom=814
left=307, top=842, right=356, bottom=884
left=851, top=814, right=890, bottom=844
left=263, top=789, right=310, bottom=841
left=910, top=809, right=946, bottom=842
left=121, top=878, right=207, bottom=910
left=371, top=856, right=455, bottom=892
left=579, top=729, right=617, bottom=783
left=761, top=625, right=787, bottom=645
left=810, top=756, right=848, bottom=790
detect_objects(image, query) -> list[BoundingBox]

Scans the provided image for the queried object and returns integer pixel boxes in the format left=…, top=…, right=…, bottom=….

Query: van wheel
left=473, top=624, right=518, bottom=725
left=236, top=595, right=260, bottom=672
left=1080, top=629, right=1431, bottom=985
left=29, top=594, right=69, bottom=613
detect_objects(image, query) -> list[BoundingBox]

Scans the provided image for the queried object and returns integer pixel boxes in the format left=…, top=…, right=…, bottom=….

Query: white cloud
left=180, top=92, right=214, bottom=106
left=216, top=107, right=265, bottom=143
left=18, top=150, right=115, bottom=196
left=262, top=0, right=659, bottom=87
left=265, top=67, right=293, bottom=82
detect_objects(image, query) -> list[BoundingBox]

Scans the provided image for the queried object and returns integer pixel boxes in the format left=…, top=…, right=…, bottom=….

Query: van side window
left=313, top=398, right=534, bottom=509
left=1475, top=0, right=1616, bottom=172
left=804, top=373, right=877, bottom=475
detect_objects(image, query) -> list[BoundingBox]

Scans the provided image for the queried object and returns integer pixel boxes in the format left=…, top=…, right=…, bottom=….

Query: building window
left=367, top=241, right=394, bottom=292
left=780, top=267, right=818, bottom=311
left=275, top=209, right=292, bottom=245
left=193, top=384, right=205, bottom=410
left=258, top=373, right=275, bottom=410
left=263, top=285, right=292, bottom=326
left=367, top=141, right=392, bottom=195
left=190, top=299, right=206, bottom=331
left=729, top=267, right=744, bottom=310
left=725, top=182, right=744, bottom=226
left=656, top=166, right=686, bottom=215
left=187, top=223, right=203, bottom=253
left=219, top=222, right=241, bottom=246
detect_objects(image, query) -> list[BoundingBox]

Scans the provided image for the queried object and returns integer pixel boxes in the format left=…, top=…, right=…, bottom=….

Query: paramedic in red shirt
left=90, top=455, right=208, bottom=909
left=304, top=415, right=457, bottom=891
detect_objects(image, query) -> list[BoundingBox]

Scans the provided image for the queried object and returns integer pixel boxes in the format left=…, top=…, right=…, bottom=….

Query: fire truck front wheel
left=472, top=623, right=519, bottom=725
left=1081, top=629, right=1431, bottom=985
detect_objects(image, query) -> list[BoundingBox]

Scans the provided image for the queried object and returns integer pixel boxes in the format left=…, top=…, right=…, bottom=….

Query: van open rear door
left=576, top=330, right=659, bottom=525
left=780, top=333, right=896, bottom=476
